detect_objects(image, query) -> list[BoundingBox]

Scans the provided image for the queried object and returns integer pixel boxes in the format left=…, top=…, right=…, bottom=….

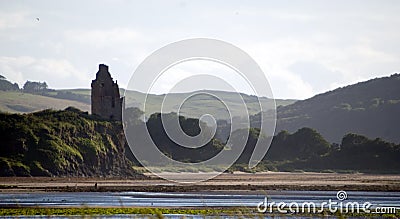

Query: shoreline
left=1, top=172, right=400, bottom=193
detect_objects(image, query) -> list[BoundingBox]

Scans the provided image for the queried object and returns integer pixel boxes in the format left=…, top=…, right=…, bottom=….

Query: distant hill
left=0, top=88, right=296, bottom=119
left=274, top=73, right=400, bottom=143
left=122, top=89, right=295, bottom=120
left=0, top=91, right=91, bottom=113
left=2, top=73, right=399, bottom=144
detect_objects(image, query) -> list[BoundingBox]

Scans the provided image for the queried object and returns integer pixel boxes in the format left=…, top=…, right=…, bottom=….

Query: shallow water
left=0, top=191, right=398, bottom=218
left=0, top=190, right=399, bottom=208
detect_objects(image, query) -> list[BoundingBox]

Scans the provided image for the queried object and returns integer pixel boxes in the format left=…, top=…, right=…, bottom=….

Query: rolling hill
left=0, top=91, right=91, bottom=113
left=1, top=74, right=400, bottom=175
left=3, top=73, right=399, bottom=144
left=274, top=73, right=400, bottom=143
left=0, top=88, right=296, bottom=120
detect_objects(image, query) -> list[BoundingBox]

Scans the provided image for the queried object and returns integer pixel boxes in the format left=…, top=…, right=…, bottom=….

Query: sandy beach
left=1, top=172, right=400, bottom=193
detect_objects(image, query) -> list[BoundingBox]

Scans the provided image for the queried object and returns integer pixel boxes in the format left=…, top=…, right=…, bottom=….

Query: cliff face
left=0, top=107, right=138, bottom=177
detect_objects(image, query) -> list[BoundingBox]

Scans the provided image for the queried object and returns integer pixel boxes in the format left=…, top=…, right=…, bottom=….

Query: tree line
left=0, top=75, right=49, bottom=93
left=124, top=108, right=400, bottom=173
left=1, top=106, right=399, bottom=176
left=0, top=76, right=90, bottom=104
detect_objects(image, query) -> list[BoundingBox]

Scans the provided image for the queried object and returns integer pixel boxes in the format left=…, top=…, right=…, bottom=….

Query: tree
left=0, top=76, right=19, bottom=91
left=23, top=81, right=48, bottom=93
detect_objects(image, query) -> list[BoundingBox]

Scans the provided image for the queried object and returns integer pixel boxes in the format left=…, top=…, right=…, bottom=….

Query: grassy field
left=0, top=91, right=90, bottom=113
left=0, top=207, right=232, bottom=217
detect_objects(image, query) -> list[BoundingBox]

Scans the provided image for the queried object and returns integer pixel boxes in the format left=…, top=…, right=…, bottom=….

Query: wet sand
left=0, top=172, right=399, bottom=193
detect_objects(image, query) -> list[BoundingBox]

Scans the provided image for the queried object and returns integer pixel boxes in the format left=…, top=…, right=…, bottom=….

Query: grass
left=1, top=207, right=398, bottom=218
left=0, top=207, right=249, bottom=217
left=0, top=91, right=90, bottom=113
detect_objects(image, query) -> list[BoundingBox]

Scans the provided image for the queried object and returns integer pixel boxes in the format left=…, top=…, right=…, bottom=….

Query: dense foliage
left=0, top=107, right=137, bottom=177
left=0, top=75, right=19, bottom=91
left=23, top=81, right=49, bottom=93
left=124, top=111, right=225, bottom=164
left=1, top=107, right=399, bottom=176
left=218, top=125, right=399, bottom=173
left=238, top=128, right=400, bottom=173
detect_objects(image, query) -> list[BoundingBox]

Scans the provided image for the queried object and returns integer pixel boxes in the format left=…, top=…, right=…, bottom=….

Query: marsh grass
left=1, top=207, right=398, bottom=218
left=0, top=207, right=229, bottom=217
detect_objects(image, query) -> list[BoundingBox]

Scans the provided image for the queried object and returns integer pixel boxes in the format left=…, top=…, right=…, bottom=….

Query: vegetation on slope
left=0, top=107, right=138, bottom=177
left=1, top=106, right=399, bottom=176
left=1, top=72, right=400, bottom=175
left=0, top=91, right=91, bottom=113
left=124, top=107, right=400, bottom=173
left=269, top=73, right=400, bottom=143
left=0, top=75, right=19, bottom=91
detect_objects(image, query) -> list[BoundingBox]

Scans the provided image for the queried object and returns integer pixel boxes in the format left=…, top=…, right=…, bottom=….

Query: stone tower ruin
left=91, top=64, right=122, bottom=121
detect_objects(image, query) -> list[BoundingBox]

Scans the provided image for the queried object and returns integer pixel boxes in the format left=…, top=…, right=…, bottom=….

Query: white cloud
left=149, top=60, right=258, bottom=96
left=242, top=40, right=320, bottom=99
left=65, top=28, right=145, bottom=48
left=0, top=56, right=35, bottom=86
left=241, top=31, right=400, bottom=99
left=32, top=58, right=88, bottom=81
left=0, top=56, right=88, bottom=88
left=0, top=11, right=34, bottom=30
left=1, top=1, right=400, bottom=99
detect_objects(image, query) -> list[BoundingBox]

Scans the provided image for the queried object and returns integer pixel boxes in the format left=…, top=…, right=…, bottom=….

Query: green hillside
left=2, top=73, right=399, bottom=145
left=0, top=91, right=90, bottom=113
left=0, top=107, right=139, bottom=177
left=1, top=74, right=399, bottom=176
left=2, top=107, right=399, bottom=176
left=274, top=73, right=400, bottom=143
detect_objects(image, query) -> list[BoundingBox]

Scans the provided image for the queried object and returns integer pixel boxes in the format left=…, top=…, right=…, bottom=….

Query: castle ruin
left=91, top=64, right=122, bottom=120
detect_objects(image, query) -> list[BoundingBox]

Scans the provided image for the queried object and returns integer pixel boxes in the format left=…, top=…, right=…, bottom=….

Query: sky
left=0, top=0, right=399, bottom=99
